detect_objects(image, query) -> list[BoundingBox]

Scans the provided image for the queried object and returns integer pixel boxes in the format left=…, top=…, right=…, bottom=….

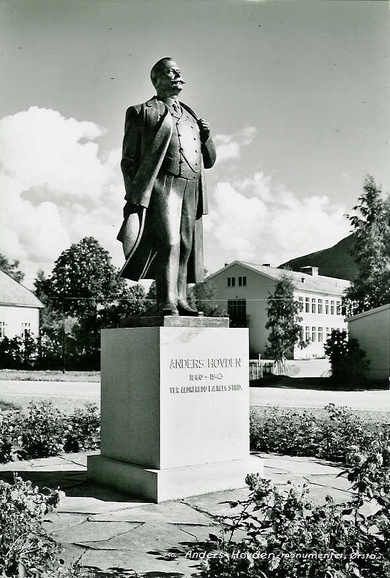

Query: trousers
left=147, top=172, right=200, bottom=307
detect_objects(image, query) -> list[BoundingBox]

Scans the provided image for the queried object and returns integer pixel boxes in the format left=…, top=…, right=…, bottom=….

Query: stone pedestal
left=87, top=317, right=262, bottom=502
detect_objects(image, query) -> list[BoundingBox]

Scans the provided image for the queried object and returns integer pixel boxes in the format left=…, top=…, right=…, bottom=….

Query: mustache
left=173, top=78, right=186, bottom=84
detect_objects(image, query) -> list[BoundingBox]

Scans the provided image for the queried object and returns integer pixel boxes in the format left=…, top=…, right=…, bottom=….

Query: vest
left=161, top=107, right=202, bottom=180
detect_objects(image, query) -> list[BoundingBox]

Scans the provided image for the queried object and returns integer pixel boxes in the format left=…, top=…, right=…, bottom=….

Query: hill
left=281, top=234, right=358, bottom=281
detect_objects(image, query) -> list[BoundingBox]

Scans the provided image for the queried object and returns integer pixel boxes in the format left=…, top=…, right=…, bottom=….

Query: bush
left=16, top=401, right=66, bottom=460
left=63, top=403, right=101, bottom=452
left=0, top=410, right=17, bottom=463
left=197, top=440, right=390, bottom=578
left=324, top=329, right=370, bottom=385
left=250, top=404, right=389, bottom=463
left=0, top=476, right=60, bottom=577
left=0, top=401, right=101, bottom=463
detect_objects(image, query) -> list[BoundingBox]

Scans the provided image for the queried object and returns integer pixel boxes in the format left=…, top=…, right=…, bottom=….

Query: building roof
left=0, top=271, right=44, bottom=308
left=348, top=302, right=390, bottom=322
left=207, top=260, right=350, bottom=296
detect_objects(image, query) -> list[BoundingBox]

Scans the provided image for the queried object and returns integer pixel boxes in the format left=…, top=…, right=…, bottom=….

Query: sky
left=0, top=0, right=389, bottom=287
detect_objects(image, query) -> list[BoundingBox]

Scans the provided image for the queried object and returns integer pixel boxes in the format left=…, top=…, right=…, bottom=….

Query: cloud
left=0, top=106, right=123, bottom=284
left=204, top=172, right=350, bottom=271
left=214, top=126, right=257, bottom=164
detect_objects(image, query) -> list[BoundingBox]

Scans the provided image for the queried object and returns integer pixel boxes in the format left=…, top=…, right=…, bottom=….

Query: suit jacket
left=117, top=96, right=216, bottom=283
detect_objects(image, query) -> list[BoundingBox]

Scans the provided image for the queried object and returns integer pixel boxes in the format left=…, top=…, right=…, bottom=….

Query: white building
left=0, top=271, right=44, bottom=340
left=348, top=303, right=390, bottom=382
left=204, top=261, right=350, bottom=359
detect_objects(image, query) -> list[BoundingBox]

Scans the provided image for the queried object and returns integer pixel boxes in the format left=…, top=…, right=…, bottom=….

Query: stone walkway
left=0, top=452, right=354, bottom=577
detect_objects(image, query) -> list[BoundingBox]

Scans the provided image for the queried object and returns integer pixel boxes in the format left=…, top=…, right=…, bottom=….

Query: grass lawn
left=0, top=369, right=100, bottom=382
left=250, top=374, right=389, bottom=390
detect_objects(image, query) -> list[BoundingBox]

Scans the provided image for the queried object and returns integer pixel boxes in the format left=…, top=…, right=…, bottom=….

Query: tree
left=34, top=237, right=148, bottom=369
left=34, top=237, right=123, bottom=318
left=0, top=253, right=24, bottom=283
left=345, top=175, right=390, bottom=313
left=324, top=329, right=369, bottom=385
left=265, top=274, right=304, bottom=372
left=188, top=280, right=226, bottom=317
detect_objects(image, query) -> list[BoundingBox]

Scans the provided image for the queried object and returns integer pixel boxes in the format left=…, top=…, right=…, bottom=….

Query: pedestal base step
left=87, top=454, right=263, bottom=503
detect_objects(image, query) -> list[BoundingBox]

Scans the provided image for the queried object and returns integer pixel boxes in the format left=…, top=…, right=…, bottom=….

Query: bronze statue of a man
left=117, top=57, right=216, bottom=315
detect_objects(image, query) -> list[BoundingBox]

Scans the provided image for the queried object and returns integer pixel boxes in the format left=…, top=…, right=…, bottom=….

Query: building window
left=311, top=326, right=316, bottom=342
left=305, top=297, right=310, bottom=313
left=330, top=300, right=335, bottom=315
left=317, top=299, right=323, bottom=314
left=298, top=297, right=304, bottom=311
left=227, top=277, right=231, bottom=287
left=21, top=322, right=31, bottom=337
left=0, top=322, right=6, bottom=339
left=326, top=327, right=331, bottom=338
left=227, top=299, right=246, bottom=327
left=227, top=277, right=236, bottom=287
left=311, top=298, right=316, bottom=314
left=242, top=276, right=247, bottom=287
left=231, top=277, right=235, bottom=287
left=318, top=327, right=323, bottom=342
left=325, top=300, right=329, bottom=314
left=305, top=326, right=310, bottom=342
left=336, top=301, right=342, bottom=315
left=238, top=276, right=247, bottom=287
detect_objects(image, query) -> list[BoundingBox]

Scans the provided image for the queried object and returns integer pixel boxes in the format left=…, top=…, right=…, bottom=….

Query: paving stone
left=303, top=473, right=352, bottom=493
left=184, top=487, right=250, bottom=517
left=79, top=545, right=201, bottom=576
left=57, top=495, right=145, bottom=515
left=58, top=543, right=88, bottom=567
left=43, top=512, right=87, bottom=534
left=305, top=483, right=350, bottom=505
left=260, top=453, right=344, bottom=476
left=91, top=501, right=213, bottom=526
left=55, top=520, right=142, bottom=543
left=78, top=521, right=189, bottom=552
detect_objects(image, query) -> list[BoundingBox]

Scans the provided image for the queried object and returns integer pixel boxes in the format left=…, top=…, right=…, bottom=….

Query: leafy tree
left=34, top=237, right=148, bottom=369
left=34, top=237, right=124, bottom=318
left=345, top=175, right=390, bottom=313
left=188, top=280, right=226, bottom=317
left=324, top=329, right=369, bottom=385
left=265, top=274, right=304, bottom=372
left=0, top=253, right=24, bottom=283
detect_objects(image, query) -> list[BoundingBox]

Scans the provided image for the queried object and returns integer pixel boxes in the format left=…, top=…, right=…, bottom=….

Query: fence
left=249, top=359, right=274, bottom=381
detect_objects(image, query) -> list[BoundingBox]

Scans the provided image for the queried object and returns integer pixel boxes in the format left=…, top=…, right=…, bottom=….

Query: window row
left=304, top=326, right=342, bottom=343
left=298, top=296, right=343, bottom=316
left=227, top=276, right=247, bottom=288
left=0, top=321, right=32, bottom=339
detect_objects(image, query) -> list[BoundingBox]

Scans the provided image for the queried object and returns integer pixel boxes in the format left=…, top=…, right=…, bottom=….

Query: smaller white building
left=204, top=261, right=350, bottom=359
left=348, top=303, right=390, bottom=382
left=0, top=271, right=43, bottom=340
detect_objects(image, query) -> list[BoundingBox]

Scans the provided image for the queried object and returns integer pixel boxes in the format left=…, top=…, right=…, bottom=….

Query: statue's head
left=150, top=57, right=185, bottom=98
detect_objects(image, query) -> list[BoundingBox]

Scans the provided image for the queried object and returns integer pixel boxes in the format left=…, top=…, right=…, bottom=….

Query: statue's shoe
left=161, top=303, right=179, bottom=316
left=177, top=301, right=199, bottom=316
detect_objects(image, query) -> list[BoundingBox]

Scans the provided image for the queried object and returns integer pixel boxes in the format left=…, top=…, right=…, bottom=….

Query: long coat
left=117, top=96, right=216, bottom=283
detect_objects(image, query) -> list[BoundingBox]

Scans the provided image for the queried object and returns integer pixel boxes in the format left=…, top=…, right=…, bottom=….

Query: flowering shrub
left=63, top=403, right=101, bottom=453
left=250, top=404, right=389, bottom=463
left=197, top=440, right=390, bottom=578
left=0, top=477, right=60, bottom=577
left=0, top=401, right=100, bottom=463
left=16, top=401, right=66, bottom=459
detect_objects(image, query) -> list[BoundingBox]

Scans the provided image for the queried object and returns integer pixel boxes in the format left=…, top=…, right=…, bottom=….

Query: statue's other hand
left=198, top=118, right=210, bottom=142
